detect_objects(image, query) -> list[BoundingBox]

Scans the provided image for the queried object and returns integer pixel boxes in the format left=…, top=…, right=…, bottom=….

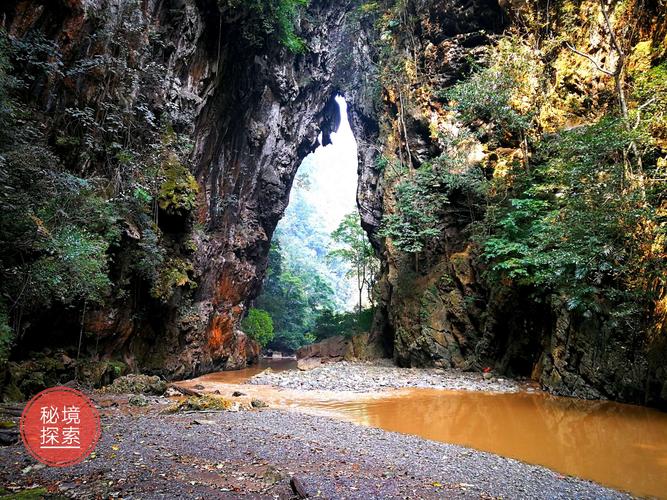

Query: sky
left=296, top=95, right=358, bottom=233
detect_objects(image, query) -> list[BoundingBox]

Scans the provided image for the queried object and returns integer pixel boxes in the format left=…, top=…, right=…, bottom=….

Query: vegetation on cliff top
left=221, top=0, right=309, bottom=53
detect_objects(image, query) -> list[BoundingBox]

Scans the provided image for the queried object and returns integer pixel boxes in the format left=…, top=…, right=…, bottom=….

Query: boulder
left=297, top=358, right=323, bottom=371
left=103, top=374, right=167, bottom=395
left=297, top=336, right=349, bottom=361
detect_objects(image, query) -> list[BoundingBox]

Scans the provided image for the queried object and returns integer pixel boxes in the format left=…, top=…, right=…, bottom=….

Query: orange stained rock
left=216, top=272, right=241, bottom=304
left=207, top=314, right=234, bottom=351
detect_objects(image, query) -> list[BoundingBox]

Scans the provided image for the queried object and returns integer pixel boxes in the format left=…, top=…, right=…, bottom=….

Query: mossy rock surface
left=157, top=154, right=199, bottom=215
left=0, top=487, right=49, bottom=499
left=167, top=395, right=235, bottom=412
left=102, top=374, right=167, bottom=395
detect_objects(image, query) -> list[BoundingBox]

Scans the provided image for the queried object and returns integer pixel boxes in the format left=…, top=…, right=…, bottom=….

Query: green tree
left=328, top=212, right=379, bottom=313
left=379, top=145, right=486, bottom=271
left=241, top=308, right=274, bottom=347
left=255, top=242, right=327, bottom=352
left=379, top=177, right=441, bottom=266
left=220, top=0, right=309, bottom=53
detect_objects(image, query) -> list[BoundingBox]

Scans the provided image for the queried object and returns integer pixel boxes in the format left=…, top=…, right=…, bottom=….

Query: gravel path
left=248, top=361, right=528, bottom=394
left=0, top=395, right=628, bottom=499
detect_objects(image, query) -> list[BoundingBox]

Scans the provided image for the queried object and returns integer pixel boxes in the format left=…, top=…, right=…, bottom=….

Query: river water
left=193, top=357, right=298, bottom=384
left=185, top=359, right=667, bottom=498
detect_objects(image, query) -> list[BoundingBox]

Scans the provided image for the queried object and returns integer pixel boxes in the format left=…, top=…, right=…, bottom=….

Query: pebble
left=249, top=361, right=523, bottom=394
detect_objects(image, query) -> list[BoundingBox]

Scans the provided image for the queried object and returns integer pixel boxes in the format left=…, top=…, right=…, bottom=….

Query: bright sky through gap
left=272, top=95, right=360, bottom=310
left=297, top=95, right=358, bottom=233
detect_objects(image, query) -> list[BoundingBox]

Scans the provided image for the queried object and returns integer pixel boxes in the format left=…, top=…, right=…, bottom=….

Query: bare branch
left=637, top=97, right=656, bottom=111
left=565, top=42, right=615, bottom=76
left=600, top=0, right=624, bottom=57
left=634, top=98, right=656, bottom=130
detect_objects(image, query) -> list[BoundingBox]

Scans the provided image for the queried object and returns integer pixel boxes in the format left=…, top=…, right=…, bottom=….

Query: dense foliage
left=480, top=117, right=662, bottom=317
left=379, top=141, right=487, bottom=265
left=0, top=16, right=200, bottom=367
left=257, top=239, right=376, bottom=351
left=221, top=0, right=309, bottom=53
left=311, top=308, right=374, bottom=342
left=241, top=308, right=274, bottom=347
left=255, top=170, right=377, bottom=352
left=445, top=31, right=664, bottom=327
left=255, top=241, right=329, bottom=352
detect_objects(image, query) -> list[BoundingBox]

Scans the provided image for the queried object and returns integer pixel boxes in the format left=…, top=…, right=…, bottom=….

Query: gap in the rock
left=254, top=96, right=367, bottom=354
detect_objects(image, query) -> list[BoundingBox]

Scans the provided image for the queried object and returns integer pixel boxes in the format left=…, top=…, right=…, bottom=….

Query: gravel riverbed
left=248, top=360, right=529, bottom=393
left=0, top=394, right=628, bottom=499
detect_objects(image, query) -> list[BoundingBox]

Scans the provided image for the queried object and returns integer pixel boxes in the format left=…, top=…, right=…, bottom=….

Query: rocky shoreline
left=248, top=360, right=531, bottom=394
left=0, top=393, right=627, bottom=499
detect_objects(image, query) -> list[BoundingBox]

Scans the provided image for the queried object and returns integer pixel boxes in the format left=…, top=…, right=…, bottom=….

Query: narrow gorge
left=2, top=0, right=665, bottom=408
left=1, top=0, right=667, bottom=497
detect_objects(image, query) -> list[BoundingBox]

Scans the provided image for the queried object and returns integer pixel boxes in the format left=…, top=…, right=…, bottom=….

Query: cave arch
left=183, top=3, right=386, bottom=377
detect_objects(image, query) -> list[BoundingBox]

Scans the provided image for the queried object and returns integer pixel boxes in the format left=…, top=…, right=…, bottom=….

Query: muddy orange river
left=182, top=359, right=667, bottom=499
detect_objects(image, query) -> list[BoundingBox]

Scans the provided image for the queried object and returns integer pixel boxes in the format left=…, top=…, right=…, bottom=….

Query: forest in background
left=247, top=159, right=378, bottom=353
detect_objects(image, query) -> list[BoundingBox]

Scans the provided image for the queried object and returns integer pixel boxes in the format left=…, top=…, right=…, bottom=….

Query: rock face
left=348, top=0, right=508, bottom=372
left=186, top=1, right=364, bottom=378
left=356, top=0, right=667, bottom=408
left=297, top=336, right=350, bottom=363
left=0, top=0, right=376, bottom=391
left=295, top=331, right=386, bottom=368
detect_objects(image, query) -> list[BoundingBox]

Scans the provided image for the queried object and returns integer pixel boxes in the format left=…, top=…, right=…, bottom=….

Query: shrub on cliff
left=444, top=69, right=530, bottom=141
left=379, top=140, right=487, bottom=270
left=480, top=116, right=662, bottom=321
left=442, top=34, right=540, bottom=145
left=220, top=0, right=309, bottom=53
left=241, top=308, right=275, bottom=347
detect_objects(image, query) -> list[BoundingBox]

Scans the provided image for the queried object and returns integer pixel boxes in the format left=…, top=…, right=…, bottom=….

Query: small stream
left=189, top=359, right=667, bottom=499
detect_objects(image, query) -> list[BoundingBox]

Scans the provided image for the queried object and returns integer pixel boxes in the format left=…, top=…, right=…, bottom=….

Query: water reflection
left=186, top=364, right=667, bottom=498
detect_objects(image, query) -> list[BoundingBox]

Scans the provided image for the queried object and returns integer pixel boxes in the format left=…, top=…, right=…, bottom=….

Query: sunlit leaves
left=480, top=118, right=662, bottom=316
left=380, top=151, right=487, bottom=256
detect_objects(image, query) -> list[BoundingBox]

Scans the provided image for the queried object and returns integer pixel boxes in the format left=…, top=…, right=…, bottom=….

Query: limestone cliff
left=360, top=0, right=667, bottom=407
left=0, top=0, right=377, bottom=396
left=1, top=0, right=665, bottom=410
